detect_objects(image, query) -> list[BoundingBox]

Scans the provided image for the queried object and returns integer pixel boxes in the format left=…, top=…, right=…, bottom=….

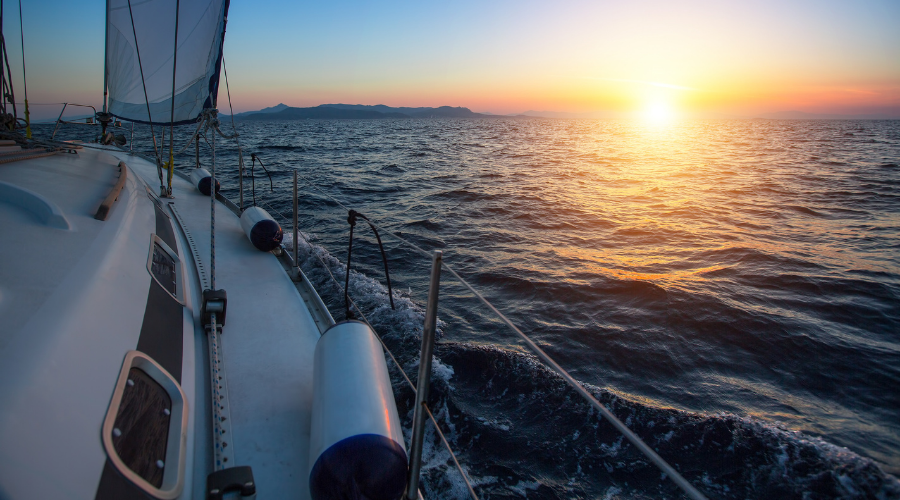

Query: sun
left=642, top=100, right=675, bottom=124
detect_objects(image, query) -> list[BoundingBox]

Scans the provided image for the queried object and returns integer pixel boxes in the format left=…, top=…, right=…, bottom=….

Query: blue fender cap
left=310, top=434, right=408, bottom=500
left=249, top=219, right=283, bottom=252
left=197, top=176, right=221, bottom=196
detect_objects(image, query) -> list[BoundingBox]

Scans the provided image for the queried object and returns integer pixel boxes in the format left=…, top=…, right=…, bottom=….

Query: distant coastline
left=233, top=104, right=900, bottom=121
left=234, top=103, right=533, bottom=120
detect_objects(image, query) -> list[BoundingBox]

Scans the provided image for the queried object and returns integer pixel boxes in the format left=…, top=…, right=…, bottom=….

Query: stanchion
left=405, top=250, right=442, bottom=499
left=293, top=170, right=299, bottom=279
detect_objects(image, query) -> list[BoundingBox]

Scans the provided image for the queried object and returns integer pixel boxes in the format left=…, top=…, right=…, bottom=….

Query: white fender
left=189, top=168, right=219, bottom=196
left=308, top=321, right=408, bottom=500
left=239, top=206, right=283, bottom=252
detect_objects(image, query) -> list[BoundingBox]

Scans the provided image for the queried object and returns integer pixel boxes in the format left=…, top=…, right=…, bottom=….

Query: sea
left=37, top=117, right=900, bottom=499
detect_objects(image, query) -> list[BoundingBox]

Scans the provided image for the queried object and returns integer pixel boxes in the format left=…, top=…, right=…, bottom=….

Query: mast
left=102, top=0, right=109, bottom=115
left=165, top=0, right=179, bottom=197
left=99, top=0, right=110, bottom=137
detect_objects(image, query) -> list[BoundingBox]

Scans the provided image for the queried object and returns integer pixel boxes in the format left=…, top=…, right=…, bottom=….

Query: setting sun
left=643, top=100, right=676, bottom=124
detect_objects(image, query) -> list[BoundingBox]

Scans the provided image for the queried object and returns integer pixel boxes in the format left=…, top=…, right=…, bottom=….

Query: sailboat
left=0, top=1, right=715, bottom=499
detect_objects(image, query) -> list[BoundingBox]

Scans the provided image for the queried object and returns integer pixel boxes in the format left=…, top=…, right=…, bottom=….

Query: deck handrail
left=51, top=103, right=98, bottom=140
left=94, top=161, right=128, bottom=221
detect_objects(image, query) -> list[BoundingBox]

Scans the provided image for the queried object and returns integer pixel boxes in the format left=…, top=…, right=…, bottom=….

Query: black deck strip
left=94, top=460, right=151, bottom=500
left=95, top=200, right=184, bottom=500
left=136, top=278, right=184, bottom=382
left=140, top=200, right=183, bottom=381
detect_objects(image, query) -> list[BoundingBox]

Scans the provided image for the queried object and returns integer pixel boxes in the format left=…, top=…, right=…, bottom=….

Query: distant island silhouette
left=235, top=104, right=530, bottom=120
left=232, top=104, right=900, bottom=121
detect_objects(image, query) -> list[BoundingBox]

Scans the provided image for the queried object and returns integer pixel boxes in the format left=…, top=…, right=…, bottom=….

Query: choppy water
left=41, top=118, right=900, bottom=499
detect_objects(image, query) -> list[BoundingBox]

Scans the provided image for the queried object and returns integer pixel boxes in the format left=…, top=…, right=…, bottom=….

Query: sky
left=6, top=0, right=900, bottom=121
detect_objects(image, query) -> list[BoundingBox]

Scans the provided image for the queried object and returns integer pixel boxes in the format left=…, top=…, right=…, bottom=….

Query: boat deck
left=107, top=148, right=324, bottom=499
left=0, top=146, right=181, bottom=498
left=0, top=143, right=324, bottom=499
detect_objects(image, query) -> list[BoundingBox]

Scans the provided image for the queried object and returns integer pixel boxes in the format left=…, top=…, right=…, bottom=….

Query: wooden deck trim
left=94, top=161, right=128, bottom=221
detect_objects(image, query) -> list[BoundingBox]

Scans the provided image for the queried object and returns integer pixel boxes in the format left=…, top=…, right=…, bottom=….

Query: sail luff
left=106, top=0, right=229, bottom=125
left=209, top=0, right=229, bottom=111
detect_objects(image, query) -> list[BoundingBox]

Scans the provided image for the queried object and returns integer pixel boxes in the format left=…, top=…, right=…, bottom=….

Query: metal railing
left=255, top=196, right=481, bottom=500
left=51, top=103, right=98, bottom=139
left=253, top=166, right=708, bottom=500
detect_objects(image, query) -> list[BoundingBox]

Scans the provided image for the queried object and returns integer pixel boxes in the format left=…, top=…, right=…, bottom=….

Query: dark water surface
left=43, top=118, right=900, bottom=498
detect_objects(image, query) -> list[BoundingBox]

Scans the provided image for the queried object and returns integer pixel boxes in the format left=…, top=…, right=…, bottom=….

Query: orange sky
left=8, top=0, right=900, bottom=120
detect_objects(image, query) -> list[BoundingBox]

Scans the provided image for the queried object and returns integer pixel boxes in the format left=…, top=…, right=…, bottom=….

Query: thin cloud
left=586, top=77, right=697, bottom=91
left=838, top=88, right=878, bottom=95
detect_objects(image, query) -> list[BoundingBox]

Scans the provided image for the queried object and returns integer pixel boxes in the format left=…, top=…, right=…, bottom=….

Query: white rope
left=209, top=123, right=217, bottom=289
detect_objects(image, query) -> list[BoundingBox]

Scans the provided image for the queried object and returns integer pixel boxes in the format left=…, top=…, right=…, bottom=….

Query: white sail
left=106, top=0, right=229, bottom=125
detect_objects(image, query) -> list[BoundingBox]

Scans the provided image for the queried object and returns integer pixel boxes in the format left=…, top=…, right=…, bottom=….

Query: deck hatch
left=111, top=367, right=171, bottom=488
left=151, top=242, right=177, bottom=295
left=102, top=351, right=189, bottom=499
left=146, top=234, right=184, bottom=305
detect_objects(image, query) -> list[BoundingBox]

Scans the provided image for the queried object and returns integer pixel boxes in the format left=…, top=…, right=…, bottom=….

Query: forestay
left=106, top=0, right=229, bottom=125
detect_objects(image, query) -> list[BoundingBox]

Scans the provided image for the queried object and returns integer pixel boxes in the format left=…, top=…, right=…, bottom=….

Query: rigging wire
left=125, top=0, right=165, bottom=192
left=248, top=153, right=274, bottom=206
left=221, top=54, right=246, bottom=209
left=1, top=39, right=13, bottom=122
left=17, top=0, right=29, bottom=138
left=0, top=0, right=17, bottom=129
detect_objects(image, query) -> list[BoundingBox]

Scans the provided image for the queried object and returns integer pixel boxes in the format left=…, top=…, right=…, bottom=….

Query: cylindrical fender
left=239, top=206, right=283, bottom=252
left=309, top=321, right=408, bottom=500
left=189, top=168, right=221, bottom=196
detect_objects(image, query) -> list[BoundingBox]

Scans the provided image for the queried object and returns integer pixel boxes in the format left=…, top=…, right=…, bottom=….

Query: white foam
left=508, top=480, right=539, bottom=497
left=599, top=436, right=624, bottom=457
left=601, top=486, right=622, bottom=500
